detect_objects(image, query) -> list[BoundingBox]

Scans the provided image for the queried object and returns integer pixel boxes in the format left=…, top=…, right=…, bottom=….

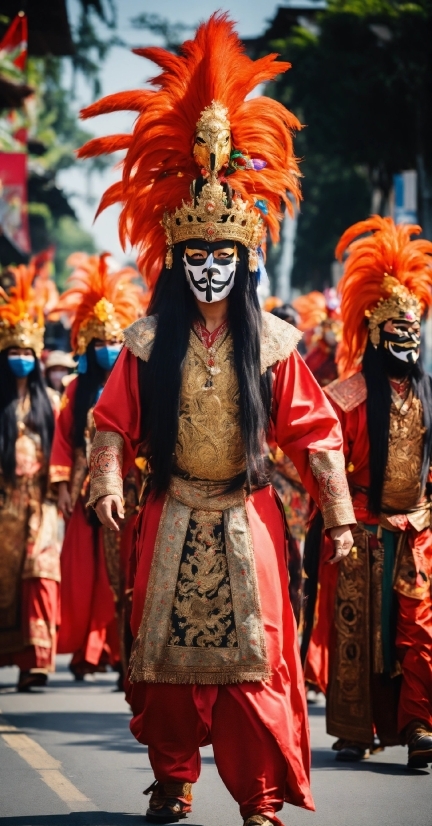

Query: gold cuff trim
left=88, top=430, right=124, bottom=507
left=309, top=450, right=356, bottom=529
left=49, top=465, right=71, bottom=484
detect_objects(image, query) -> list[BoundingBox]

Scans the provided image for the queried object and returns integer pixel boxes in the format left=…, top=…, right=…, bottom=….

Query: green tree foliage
left=258, top=0, right=432, bottom=290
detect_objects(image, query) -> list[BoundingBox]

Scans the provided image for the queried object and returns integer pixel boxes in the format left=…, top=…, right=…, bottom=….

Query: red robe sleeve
left=271, top=350, right=355, bottom=528
left=87, top=347, right=142, bottom=505
left=49, top=378, right=77, bottom=483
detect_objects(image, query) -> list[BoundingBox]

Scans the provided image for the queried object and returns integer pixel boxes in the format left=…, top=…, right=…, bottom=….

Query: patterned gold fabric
left=129, top=475, right=270, bottom=685
left=168, top=510, right=238, bottom=648
left=381, top=395, right=425, bottom=512
left=175, top=328, right=245, bottom=481
left=309, top=450, right=355, bottom=529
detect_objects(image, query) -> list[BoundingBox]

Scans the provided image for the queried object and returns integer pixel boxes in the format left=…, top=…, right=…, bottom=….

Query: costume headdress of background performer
left=77, top=12, right=301, bottom=286
left=292, top=288, right=341, bottom=352
left=335, top=215, right=432, bottom=376
left=0, top=262, right=44, bottom=357
left=53, top=252, right=142, bottom=358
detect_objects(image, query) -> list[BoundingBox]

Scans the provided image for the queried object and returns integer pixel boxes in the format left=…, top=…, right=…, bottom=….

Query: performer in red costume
left=293, top=288, right=342, bottom=387
left=50, top=253, right=142, bottom=682
left=80, top=15, right=355, bottom=824
left=304, top=216, right=432, bottom=769
left=0, top=265, right=60, bottom=691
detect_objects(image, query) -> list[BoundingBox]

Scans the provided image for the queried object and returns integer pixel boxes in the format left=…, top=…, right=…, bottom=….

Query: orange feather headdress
left=335, top=216, right=432, bottom=375
left=53, top=253, right=142, bottom=354
left=77, top=12, right=301, bottom=286
left=0, top=263, right=45, bottom=356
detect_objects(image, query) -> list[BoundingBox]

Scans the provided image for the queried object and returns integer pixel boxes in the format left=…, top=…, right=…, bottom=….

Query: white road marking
left=0, top=713, right=98, bottom=811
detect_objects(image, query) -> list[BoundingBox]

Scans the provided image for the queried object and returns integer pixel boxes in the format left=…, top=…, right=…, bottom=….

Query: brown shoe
left=407, top=722, right=432, bottom=769
left=144, top=780, right=193, bottom=823
left=17, top=670, right=48, bottom=692
left=333, top=740, right=370, bottom=762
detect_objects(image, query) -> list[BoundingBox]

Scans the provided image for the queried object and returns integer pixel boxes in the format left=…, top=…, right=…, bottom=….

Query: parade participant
left=304, top=216, right=432, bottom=768
left=49, top=252, right=142, bottom=682
left=44, top=350, right=76, bottom=395
left=0, top=265, right=60, bottom=691
left=293, top=288, right=342, bottom=387
left=80, top=15, right=355, bottom=824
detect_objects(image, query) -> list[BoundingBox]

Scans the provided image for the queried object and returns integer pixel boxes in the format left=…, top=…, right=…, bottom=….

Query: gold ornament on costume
left=365, top=276, right=421, bottom=348
left=193, top=101, right=232, bottom=175
left=76, top=297, right=124, bottom=355
left=162, top=166, right=263, bottom=272
left=0, top=264, right=45, bottom=357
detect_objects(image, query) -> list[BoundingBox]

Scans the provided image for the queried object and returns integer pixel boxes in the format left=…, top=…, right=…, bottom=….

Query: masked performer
left=80, top=15, right=355, bottom=824
left=292, top=288, right=342, bottom=387
left=49, top=253, right=143, bottom=682
left=0, top=266, right=60, bottom=691
left=304, top=216, right=432, bottom=768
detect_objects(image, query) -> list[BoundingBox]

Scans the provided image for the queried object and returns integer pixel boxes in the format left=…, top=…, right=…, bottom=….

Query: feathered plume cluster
left=54, top=252, right=141, bottom=352
left=0, top=262, right=42, bottom=327
left=336, top=215, right=432, bottom=375
left=292, top=291, right=339, bottom=332
left=78, top=12, right=301, bottom=286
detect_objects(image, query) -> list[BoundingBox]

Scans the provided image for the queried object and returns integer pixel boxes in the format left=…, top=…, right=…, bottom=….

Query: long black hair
left=0, top=348, right=54, bottom=483
left=140, top=242, right=272, bottom=494
left=363, top=337, right=432, bottom=513
left=73, top=339, right=106, bottom=449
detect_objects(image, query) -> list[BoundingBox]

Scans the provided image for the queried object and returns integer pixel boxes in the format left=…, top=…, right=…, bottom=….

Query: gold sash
left=129, top=476, right=271, bottom=685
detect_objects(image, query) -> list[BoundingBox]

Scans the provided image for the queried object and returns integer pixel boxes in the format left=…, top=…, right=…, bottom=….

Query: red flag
left=0, top=12, right=28, bottom=70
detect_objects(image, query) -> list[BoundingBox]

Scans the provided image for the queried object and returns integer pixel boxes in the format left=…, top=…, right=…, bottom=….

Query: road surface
left=0, top=657, right=430, bottom=826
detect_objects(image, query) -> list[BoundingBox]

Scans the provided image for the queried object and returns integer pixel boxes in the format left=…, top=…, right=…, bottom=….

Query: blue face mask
left=95, top=344, right=121, bottom=371
left=8, top=355, right=36, bottom=377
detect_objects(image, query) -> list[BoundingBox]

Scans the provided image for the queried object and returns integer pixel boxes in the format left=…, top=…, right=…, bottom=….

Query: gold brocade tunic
left=381, top=392, right=425, bottom=512
left=0, top=394, right=60, bottom=657
left=175, top=328, right=245, bottom=482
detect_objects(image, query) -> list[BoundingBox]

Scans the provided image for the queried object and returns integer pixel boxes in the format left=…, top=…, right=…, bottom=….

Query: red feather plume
left=78, top=13, right=301, bottom=287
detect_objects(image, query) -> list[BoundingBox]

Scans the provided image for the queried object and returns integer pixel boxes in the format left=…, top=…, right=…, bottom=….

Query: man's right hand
left=95, top=495, right=125, bottom=531
left=58, top=481, right=73, bottom=519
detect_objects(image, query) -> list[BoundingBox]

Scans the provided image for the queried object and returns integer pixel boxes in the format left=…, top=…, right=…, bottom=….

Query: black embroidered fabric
left=168, top=510, right=238, bottom=648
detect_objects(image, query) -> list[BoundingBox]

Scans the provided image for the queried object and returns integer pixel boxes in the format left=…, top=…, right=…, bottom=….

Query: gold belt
left=168, top=474, right=245, bottom=512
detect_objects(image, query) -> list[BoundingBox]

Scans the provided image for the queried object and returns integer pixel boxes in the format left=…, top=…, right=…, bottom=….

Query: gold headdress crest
left=0, top=263, right=44, bottom=357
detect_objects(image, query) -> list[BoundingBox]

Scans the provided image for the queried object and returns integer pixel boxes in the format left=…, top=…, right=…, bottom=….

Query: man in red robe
left=80, top=15, right=355, bottom=825
left=304, top=216, right=432, bottom=769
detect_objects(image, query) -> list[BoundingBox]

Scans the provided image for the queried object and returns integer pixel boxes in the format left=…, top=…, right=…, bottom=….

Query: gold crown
left=162, top=176, right=263, bottom=271
left=0, top=316, right=45, bottom=357
left=366, top=276, right=421, bottom=347
left=76, top=297, right=124, bottom=355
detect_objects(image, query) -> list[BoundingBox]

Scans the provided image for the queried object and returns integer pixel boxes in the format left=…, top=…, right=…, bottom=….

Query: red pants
left=130, top=683, right=287, bottom=823
left=6, top=578, right=60, bottom=672
left=397, top=590, right=432, bottom=733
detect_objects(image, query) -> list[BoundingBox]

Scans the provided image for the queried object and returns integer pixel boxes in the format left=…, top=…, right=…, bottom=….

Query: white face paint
left=182, top=248, right=237, bottom=303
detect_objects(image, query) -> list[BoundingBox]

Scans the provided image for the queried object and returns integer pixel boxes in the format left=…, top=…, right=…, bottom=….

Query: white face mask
left=182, top=251, right=237, bottom=303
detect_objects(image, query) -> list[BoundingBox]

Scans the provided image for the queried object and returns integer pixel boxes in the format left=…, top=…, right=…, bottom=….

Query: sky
left=59, top=0, right=299, bottom=263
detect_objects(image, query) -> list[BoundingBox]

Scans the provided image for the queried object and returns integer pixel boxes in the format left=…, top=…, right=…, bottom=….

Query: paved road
left=0, top=657, right=430, bottom=826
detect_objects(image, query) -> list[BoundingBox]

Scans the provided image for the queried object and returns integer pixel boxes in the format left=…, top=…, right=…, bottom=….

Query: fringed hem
left=129, top=667, right=272, bottom=685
